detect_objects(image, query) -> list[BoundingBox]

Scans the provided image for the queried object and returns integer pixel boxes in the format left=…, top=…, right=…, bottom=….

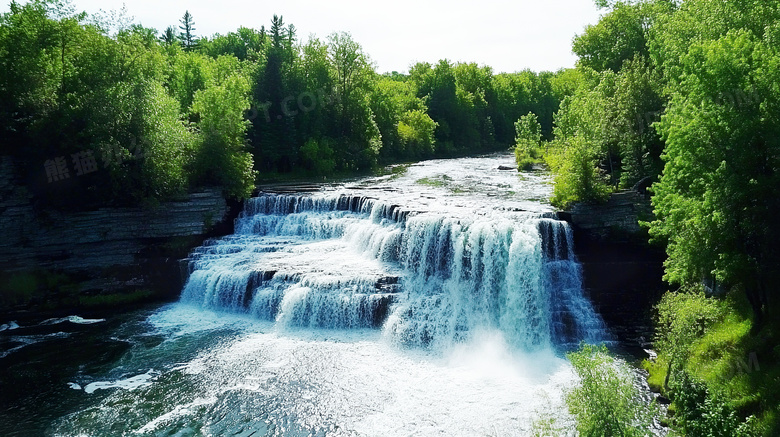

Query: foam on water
left=82, top=370, right=159, bottom=394
left=0, top=321, right=19, bottom=331
left=40, top=316, right=106, bottom=325
left=53, top=304, right=577, bottom=436
left=48, top=154, right=611, bottom=436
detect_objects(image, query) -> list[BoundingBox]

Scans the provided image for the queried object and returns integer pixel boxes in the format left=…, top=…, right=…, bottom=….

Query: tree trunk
left=746, top=284, right=764, bottom=333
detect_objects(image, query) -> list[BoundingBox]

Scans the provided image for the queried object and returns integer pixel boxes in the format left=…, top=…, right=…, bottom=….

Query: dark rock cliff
left=560, top=191, right=667, bottom=344
left=0, top=156, right=241, bottom=314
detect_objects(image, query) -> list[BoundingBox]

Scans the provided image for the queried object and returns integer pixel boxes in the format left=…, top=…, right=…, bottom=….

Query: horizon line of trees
left=0, top=0, right=573, bottom=209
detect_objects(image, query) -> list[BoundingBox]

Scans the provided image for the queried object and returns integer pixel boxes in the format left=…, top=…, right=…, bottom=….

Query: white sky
left=2, top=0, right=603, bottom=73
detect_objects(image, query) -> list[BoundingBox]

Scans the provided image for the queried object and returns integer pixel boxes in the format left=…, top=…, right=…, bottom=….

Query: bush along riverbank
left=640, top=288, right=780, bottom=436
left=556, top=291, right=780, bottom=436
left=556, top=192, right=778, bottom=435
left=553, top=177, right=777, bottom=435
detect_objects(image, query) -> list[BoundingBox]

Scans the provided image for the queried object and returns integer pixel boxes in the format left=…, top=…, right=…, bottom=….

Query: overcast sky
left=2, top=0, right=603, bottom=73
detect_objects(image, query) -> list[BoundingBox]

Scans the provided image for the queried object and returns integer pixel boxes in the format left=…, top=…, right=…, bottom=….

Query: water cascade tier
left=182, top=192, right=606, bottom=350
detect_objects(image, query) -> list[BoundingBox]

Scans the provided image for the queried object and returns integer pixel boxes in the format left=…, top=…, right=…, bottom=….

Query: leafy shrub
left=514, top=112, right=544, bottom=169
left=516, top=157, right=537, bottom=171
left=566, top=344, right=658, bottom=436
left=545, top=138, right=611, bottom=209
left=670, top=371, right=758, bottom=437
left=654, top=287, right=725, bottom=387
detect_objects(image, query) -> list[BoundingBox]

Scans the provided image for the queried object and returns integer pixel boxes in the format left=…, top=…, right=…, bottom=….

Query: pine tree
left=178, top=11, right=196, bottom=51
left=160, top=26, right=176, bottom=46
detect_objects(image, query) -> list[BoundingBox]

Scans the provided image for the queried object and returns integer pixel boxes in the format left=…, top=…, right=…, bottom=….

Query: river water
left=1, top=154, right=611, bottom=436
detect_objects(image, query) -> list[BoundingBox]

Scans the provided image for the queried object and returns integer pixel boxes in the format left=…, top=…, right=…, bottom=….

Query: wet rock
left=375, top=276, right=401, bottom=293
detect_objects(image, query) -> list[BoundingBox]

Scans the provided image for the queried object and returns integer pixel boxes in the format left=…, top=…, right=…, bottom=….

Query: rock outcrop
left=0, top=156, right=239, bottom=312
left=560, top=191, right=666, bottom=344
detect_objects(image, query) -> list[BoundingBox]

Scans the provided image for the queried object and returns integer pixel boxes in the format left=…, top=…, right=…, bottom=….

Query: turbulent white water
left=180, top=192, right=604, bottom=351
left=48, top=154, right=610, bottom=436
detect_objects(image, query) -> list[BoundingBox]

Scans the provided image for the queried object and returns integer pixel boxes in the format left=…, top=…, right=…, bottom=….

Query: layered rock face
left=0, top=156, right=235, bottom=310
left=560, top=191, right=666, bottom=343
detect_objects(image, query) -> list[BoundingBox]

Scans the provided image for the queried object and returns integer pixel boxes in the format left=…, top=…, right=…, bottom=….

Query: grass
left=415, top=175, right=466, bottom=193
left=645, top=290, right=780, bottom=435
left=416, top=175, right=451, bottom=188
left=641, top=358, right=667, bottom=393
left=517, top=157, right=539, bottom=171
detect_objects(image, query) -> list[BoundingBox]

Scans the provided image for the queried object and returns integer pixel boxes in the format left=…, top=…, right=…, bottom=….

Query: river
left=1, top=153, right=611, bottom=436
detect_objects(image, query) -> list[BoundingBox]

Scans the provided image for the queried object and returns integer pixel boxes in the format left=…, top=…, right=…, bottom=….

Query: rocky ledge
left=0, top=156, right=240, bottom=315
left=559, top=190, right=666, bottom=347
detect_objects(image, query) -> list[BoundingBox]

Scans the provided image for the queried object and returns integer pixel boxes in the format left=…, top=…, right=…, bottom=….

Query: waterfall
left=181, top=192, right=607, bottom=350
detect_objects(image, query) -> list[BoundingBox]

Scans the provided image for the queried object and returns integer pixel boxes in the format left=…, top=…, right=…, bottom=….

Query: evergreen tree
left=160, top=26, right=176, bottom=46
left=178, top=11, right=196, bottom=51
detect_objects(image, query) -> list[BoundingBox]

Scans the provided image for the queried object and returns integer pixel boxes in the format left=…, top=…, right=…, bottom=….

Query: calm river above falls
left=2, top=153, right=630, bottom=436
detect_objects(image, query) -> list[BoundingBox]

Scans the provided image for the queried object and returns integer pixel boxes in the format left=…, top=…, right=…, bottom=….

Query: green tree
left=0, top=0, right=65, bottom=156
left=573, top=1, right=649, bottom=73
left=167, top=51, right=213, bottom=112
left=191, top=74, right=256, bottom=199
left=327, top=31, right=381, bottom=169
left=410, top=60, right=482, bottom=154
left=611, top=55, right=664, bottom=187
left=299, top=138, right=335, bottom=175
left=178, top=10, right=196, bottom=51
left=200, top=26, right=265, bottom=61
left=160, top=26, right=176, bottom=46
left=546, top=136, right=611, bottom=209
left=649, top=29, right=780, bottom=324
left=369, top=76, right=427, bottom=160
left=397, top=109, right=437, bottom=158
left=453, top=62, right=495, bottom=149
left=251, top=15, right=299, bottom=172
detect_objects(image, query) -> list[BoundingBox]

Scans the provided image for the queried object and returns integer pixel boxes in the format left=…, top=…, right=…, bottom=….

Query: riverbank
left=0, top=156, right=243, bottom=318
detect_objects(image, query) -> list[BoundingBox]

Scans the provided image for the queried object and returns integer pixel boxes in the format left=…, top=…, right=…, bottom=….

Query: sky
left=1, top=0, right=604, bottom=74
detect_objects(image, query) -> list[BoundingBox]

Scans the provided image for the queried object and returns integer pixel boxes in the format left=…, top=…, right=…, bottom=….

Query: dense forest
left=0, top=0, right=569, bottom=208
left=542, top=1, right=780, bottom=435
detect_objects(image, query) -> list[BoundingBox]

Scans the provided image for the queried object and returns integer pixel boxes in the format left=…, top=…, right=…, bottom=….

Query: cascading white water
left=44, top=155, right=626, bottom=437
left=181, top=191, right=606, bottom=351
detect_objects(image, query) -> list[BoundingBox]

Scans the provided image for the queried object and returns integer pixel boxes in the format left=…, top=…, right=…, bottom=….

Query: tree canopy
left=0, top=1, right=569, bottom=208
left=554, top=0, right=780, bottom=333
